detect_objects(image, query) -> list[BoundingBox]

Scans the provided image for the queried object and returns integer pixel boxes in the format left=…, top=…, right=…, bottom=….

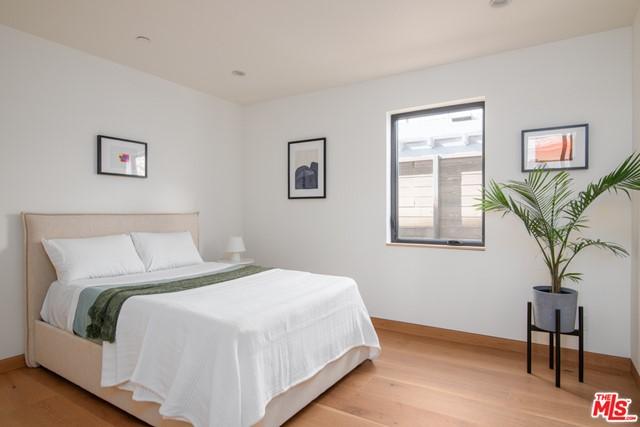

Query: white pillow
left=130, top=231, right=203, bottom=272
left=42, top=234, right=146, bottom=283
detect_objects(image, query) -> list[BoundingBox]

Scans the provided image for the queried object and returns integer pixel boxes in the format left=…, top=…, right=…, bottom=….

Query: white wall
left=632, top=11, right=640, bottom=369
left=0, top=25, right=243, bottom=359
left=0, top=24, right=634, bottom=361
left=243, top=29, right=633, bottom=357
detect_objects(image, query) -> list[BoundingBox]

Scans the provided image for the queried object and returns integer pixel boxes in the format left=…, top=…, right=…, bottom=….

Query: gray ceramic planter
left=532, top=286, right=578, bottom=333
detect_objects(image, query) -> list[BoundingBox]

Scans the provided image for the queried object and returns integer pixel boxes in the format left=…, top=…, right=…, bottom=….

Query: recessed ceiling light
left=231, top=70, right=246, bottom=77
left=489, top=0, right=510, bottom=7
left=135, top=35, right=151, bottom=43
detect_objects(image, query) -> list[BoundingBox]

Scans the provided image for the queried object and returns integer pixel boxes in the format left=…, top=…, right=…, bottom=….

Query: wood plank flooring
left=1, top=327, right=638, bottom=426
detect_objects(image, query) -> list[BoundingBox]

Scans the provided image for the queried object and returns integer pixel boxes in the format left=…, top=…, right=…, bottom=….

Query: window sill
left=385, top=242, right=485, bottom=251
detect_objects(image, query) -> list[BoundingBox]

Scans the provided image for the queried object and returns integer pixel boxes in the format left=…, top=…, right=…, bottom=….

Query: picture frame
left=521, top=124, right=588, bottom=172
left=288, top=138, right=326, bottom=199
left=97, top=135, right=148, bottom=178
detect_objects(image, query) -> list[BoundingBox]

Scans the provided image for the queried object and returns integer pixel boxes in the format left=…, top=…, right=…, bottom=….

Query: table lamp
left=226, top=236, right=246, bottom=262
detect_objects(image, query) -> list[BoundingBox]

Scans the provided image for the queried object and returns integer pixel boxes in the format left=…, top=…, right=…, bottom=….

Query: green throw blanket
left=86, top=265, right=270, bottom=342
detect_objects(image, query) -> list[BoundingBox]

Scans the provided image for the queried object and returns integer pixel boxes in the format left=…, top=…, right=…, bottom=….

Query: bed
left=23, top=212, right=379, bottom=427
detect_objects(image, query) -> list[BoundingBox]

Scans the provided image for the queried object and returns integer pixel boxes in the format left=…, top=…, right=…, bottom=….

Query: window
left=390, top=101, right=484, bottom=247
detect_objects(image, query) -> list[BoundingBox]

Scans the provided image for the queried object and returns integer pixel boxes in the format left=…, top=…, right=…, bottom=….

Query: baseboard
left=371, top=317, right=631, bottom=375
left=0, top=354, right=26, bottom=374
left=632, top=361, right=640, bottom=389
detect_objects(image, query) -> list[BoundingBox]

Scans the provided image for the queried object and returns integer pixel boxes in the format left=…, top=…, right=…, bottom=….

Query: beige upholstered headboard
left=22, top=212, right=199, bottom=367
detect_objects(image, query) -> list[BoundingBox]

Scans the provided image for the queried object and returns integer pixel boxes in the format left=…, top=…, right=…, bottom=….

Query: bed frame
left=23, top=212, right=370, bottom=427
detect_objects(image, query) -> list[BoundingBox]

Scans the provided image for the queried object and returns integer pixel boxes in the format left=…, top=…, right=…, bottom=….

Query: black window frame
left=389, top=101, right=485, bottom=247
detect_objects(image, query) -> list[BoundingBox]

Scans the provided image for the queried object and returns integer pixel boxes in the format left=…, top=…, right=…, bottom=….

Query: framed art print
left=288, top=138, right=326, bottom=199
left=97, top=135, right=147, bottom=178
left=521, top=124, right=588, bottom=172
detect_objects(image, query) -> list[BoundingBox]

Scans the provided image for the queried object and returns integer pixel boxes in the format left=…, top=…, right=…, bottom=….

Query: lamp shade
left=226, top=236, right=246, bottom=253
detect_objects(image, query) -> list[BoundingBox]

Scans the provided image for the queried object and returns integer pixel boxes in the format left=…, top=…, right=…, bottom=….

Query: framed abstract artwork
left=521, top=124, right=588, bottom=172
left=288, top=138, right=326, bottom=199
left=97, top=135, right=147, bottom=178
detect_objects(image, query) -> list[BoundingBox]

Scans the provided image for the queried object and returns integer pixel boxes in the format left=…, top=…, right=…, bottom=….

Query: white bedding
left=42, top=263, right=380, bottom=427
left=41, top=262, right=233, bottom=332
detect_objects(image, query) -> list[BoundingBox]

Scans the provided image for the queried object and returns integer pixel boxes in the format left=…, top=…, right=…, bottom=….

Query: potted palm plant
left=478, top=153, right=640, bottom=332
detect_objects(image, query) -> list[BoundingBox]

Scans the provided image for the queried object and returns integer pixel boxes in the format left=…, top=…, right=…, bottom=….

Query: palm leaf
left=563, top=153, right=640, bottom=228
left=561, top=272, right=583, bottom=283
left=569, top=238, right=628, bottom=257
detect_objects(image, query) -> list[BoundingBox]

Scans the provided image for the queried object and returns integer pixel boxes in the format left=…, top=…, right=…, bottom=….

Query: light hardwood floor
left=1, top=328, right=638, bottom=426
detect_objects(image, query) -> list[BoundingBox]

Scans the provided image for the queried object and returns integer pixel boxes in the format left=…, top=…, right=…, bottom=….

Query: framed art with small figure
left=97, top=135, right=147, bottom=178
left=288, top=138, right=326, bottom=199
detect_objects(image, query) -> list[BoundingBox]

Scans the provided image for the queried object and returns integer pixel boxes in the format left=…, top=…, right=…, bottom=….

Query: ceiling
left=1, top=0, right=638, bottom=104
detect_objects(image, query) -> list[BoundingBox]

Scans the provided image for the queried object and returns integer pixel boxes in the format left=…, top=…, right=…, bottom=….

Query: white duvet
left=43, top=263, right=380, bottom=427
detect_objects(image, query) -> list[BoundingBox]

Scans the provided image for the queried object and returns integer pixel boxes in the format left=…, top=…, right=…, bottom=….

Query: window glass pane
left=398, top=159, right=434, bottom=239
left=394, top=104, right=483, bottom=243
left=439, top=156, right=482, bottom=240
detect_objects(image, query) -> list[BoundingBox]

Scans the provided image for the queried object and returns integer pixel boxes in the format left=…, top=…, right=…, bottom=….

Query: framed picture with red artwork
left=521, top=124, right=588, bottom=172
